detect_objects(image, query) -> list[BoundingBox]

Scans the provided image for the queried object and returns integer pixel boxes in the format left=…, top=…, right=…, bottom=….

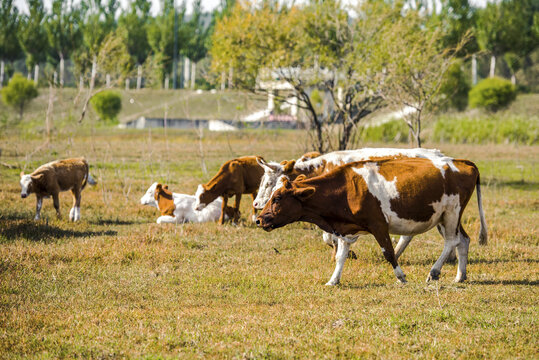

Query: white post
left=511, top=74, right=516, bottom=85
left=34, top=64, right=39, bottom=86
left=106, top=73, right=111, bottom=87
left=337, top=87, right=344, bottom=108
left=228, top=67, right=234, bottom=89
left=0, top=60, right=4, bottom=89
left=79, top=75, right=84, bottom=89
left=53, top=71, right=58, bottom=86
left=137, top=64, right=142, bottom=90
left=125, top=78, right=130, bottom=90
left=59, top=56, right=65, bottom=87
left=221, top=71, right=226, bottom=91
left=489, top=55, right=496, bottom=78
left=191, top=61, right=196, bottom=89
left=268, top=89, right=275, bottom=112
left=184, top=57, right=190, bottom=89
left=90, top=56, right=97, bottom=89
left=164, top=75, right=169, bottom=90
left=291, top=94, right=298, bottom=117
left=472, top=54, right=477, bottom=85
left=27, top=72, right=32, bottom=80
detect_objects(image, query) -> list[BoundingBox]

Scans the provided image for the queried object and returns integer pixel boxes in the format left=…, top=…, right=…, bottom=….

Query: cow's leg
left=70, top=188, right=81, bottom=221
left=52, top=193, right=61, bottom=219
left=437, top=225, right=457, bottom=262
left=427, top=217, right=460, bottom=282
left=250, top=193, right=257, bottom=222
left=394, top=235, right=413, bottom=259
left=219, top=196, right=228, bottom=225
left=372, top=228, right=407, bottom=283
left=157, top=215, right=176, bottom=224
left=34, top=196, right=43, bottom=220
left=322, top=232, right=337, bottom=261
left=326, top=236, right=350, bottom=286
left=233, top=193, right=242, bottom=223
left=455, top=225, right=471, bottom=282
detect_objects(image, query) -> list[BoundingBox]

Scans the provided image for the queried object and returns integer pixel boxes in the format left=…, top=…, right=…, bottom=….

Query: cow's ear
left=256, top=156, right=266, bottom=167
left=294, top=186, right=315, bottom=200
left=155, top=183, right=162, bottom=199
left=295, top=174, right=307, bottom=182
left=163, top=185, right=169, bottom=190
left=31, top=173, right=44, bottom=182
left=281, top=177, right=292, bottom=189
left=283, top=160, right=296, bottom=173
left=20, top=171, right=25, bottom=178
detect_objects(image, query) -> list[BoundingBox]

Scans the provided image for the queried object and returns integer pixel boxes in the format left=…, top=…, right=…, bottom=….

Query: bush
left=438, top=60, right=470, bottom=111
left=1, top=73, right=38, bottom=120
left=90, top=91, right=122, bottom=123
left=361, top=119, right=409, bottom=143
left=469, top=77, right=517, bottom=112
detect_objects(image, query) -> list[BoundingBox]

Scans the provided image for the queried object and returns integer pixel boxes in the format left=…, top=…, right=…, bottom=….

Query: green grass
left=0, top=130, right=538, bottom=358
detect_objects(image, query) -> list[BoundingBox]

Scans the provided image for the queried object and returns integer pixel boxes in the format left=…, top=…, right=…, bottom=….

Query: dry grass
left=0, top=130, right=537, bottom=359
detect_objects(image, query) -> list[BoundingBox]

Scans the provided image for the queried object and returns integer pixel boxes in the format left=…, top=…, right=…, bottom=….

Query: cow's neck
left=157, top=192, right=175, bottom=216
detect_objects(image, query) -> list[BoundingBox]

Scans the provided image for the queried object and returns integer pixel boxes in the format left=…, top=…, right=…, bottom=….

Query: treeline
left=0, top=0, right=537, bottom=92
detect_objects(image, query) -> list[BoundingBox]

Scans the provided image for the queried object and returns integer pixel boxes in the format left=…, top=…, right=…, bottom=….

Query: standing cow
left=254, top=148, right=459, bottom=260
left=194, top=156, right=265, bottom=224
left=19, top=158, right=96, bottom=221
left=256, top=157, right=487, bottom=285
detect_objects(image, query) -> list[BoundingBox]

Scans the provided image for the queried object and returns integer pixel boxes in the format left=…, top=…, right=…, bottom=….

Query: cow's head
left=256, top=177, right=315, bottom=231
left=194, top=184, right=212, bottom=211
left=19, top=171, right=41, bottom=199
left=253, top=157, right=296, bottom=210
left=140, top=182, right=160, bottom=207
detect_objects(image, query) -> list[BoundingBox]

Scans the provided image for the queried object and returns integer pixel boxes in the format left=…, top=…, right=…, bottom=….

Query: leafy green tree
left=183, top=0, right=211, bottom=88
left=0, top=0, right=22, bottom=88
left=1, top=73, right=38, bottom=119
left=45, top=0, right=83, bottom=87
left=118, top=0, right=152, bottom=66
left=435, top=0, right=478, bottom=55
left=17, top=0, right=48, bottom=83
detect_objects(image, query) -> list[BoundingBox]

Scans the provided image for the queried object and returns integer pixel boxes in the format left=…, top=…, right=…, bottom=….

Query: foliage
left=1, top=73, right=38, bottom=119
left=90, top=90, right=122, bottom=122
left=438, top=60, right=470, bottom=111
left=433, top=114, right=537, bottom=145
left=117, top=0, right=151, bottom=65
left=469, top=77, right=516, bottom=111
left=360, top=119, right=409, bottom=143
left=0, top=0, right=22, bottom=62
left=45, top=0, right=83, bottom=66
left=17, top=0, right=48, bottom=71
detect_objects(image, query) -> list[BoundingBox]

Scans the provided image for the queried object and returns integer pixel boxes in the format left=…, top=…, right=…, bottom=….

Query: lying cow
left=254, top=148, right=461, bottom=260
left=194, top=156, right=264, bottom=224
left=19, top=157, right=96, bottom=221
left=256, top=157, right=488, bottom=285
left=140, top=182, right=236, bottom=224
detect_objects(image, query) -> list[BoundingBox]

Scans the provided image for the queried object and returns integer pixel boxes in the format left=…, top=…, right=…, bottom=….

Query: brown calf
left=20, top=158, right=96, bottom=221
left=194, top=156, right=264, bottom=224
left=256, top=157, right=487, bottom=285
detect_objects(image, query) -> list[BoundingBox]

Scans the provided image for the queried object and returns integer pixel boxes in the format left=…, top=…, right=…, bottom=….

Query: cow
left=140, top=182, right=236, bottom=224
left=254, top=148, right=459, bottom=260
left=19, top=157, right=96, bottom=221
left=194, top=156, right=265, bottom=224
left=256, top=157, right=488, bottom=286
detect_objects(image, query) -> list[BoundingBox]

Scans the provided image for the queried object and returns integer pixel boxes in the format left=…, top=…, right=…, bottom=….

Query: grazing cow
left=140, top=182, right=236, bottom=224
left=254, top=148, right=458, bottom=260
left=19, top=157, right=96, bottom=221
left=256, top=157, right=488, bottom=285
left=194, top=156, right=264, bottom=224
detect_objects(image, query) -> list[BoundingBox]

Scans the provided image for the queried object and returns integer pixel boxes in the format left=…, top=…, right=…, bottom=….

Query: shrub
left=361, top=119, right=409, bottom=143
left=469, top=77, right=517, bottom=111
left=90, top=91, right=122, bottom=123
left=438, top=60, right=470, bottom=111
left=1, top=73, right=38, bottom=120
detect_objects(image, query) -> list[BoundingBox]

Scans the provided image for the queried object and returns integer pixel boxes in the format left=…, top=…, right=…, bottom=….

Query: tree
left=118, top=0, right=152, bottom=66
left=1, top=73, right=38, bottom=119
left=182, top=0, right=211, bottom=88
left=211, top=0, right=390, bottom=152
left=17, top=0, right=48, bottom=84
left=0, top=0, right=22, bottom=89
left=45, top=0, right=83, bottom=87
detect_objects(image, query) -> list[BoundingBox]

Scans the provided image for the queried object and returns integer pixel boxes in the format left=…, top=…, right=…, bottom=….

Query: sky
left=14, top=0, right=488, bottom=16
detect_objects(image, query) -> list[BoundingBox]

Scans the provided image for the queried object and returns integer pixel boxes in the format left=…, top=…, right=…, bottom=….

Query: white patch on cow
left=193, top=184, right=206, bottom=211
left=352, top=164, right=462, bottom=236
left=253, top=162, right=284, bottom=209
left=381, top=247, right=386, bottom=253
left=20, top=174, right=32, bottom=197
left=69, top=207, right=75, bottom=221
left=140, top=182, right=159, bottom=208
left=34, top=197, right=42, bottom=220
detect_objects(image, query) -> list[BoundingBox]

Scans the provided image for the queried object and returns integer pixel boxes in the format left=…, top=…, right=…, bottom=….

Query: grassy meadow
left=0, top=127, right=538, bottom=358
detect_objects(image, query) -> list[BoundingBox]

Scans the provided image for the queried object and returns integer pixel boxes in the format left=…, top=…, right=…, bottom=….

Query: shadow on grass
left=0, top=221, right=117, bottom=242
left=485, top=178, right=539, bottom=191
left=89, top=218, right=139, bottom=226
left=471, top=279, right=539, bottom=286
left=468, top=257, right=539, bottom=265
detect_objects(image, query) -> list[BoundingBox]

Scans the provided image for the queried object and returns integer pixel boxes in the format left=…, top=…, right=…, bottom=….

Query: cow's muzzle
left=256, top=215, right=275, bottom=232
left=21, top=194, right=27, bottom=199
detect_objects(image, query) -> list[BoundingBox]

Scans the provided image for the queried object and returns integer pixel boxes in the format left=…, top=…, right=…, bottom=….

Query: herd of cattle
left=19, top=148, right=488, bottom=285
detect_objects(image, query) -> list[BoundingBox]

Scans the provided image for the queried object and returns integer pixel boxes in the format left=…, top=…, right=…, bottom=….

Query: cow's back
left=49, top=158, right=88, bottom=191
left=237, top=156, right=264, bottom=193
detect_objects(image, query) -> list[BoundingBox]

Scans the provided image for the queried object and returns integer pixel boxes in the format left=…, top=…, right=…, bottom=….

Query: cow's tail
left=81, top=159, right=97, bottom=190
left=476, top=173, right=488, bottom=245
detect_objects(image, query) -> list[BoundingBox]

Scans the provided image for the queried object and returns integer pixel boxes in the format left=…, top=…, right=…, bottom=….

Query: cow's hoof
left=348, top=250, right=358, bottom=260
left=397, top=278, right=407, bottom=284
left=325, top=280, right=339, bottom=286
left=454, top=273, right=467, bottom=283
left=426, top=269, right=441, bottom=282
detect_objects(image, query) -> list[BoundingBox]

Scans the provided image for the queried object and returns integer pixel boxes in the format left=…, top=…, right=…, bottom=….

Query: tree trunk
left=221, top=71, right=226, bottom=90
left=90, top=56, right=97, bottom=89
left=0, top=60, right=4, bottom=89
left=59, top=55, right=65, bottom=87
left=183, top=57, right=190, bottom=89
left=511, top=73, right=516, bottom=85
left=191, top=61, right=196, bottom=89
left=471, top=54, right=477, bottom=85
left=34, top=64, right=39, bottom=86
left=137, top=64, right=142, bottom=90
left=228, top=67, right=234, bottom=89
left=125, top=78, right=130, bottom=90
left=489, top=55, right=496, bottom=78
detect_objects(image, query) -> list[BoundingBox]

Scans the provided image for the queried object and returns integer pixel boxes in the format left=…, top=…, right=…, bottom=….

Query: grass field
left=0, top=129, right=537, bottom=359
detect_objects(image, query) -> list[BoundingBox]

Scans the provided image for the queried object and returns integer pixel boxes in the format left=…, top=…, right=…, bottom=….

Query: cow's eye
left=274, top=196, right=281, bottom=202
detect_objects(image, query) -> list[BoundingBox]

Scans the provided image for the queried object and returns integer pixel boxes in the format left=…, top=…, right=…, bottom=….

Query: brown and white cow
left=256, top=157, right=488, bottom=285
left=194, top=156, right=265, bottom=224
left=19, top=158, right=96, bottom=221
left=254, top=148, right=459, bottom=260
